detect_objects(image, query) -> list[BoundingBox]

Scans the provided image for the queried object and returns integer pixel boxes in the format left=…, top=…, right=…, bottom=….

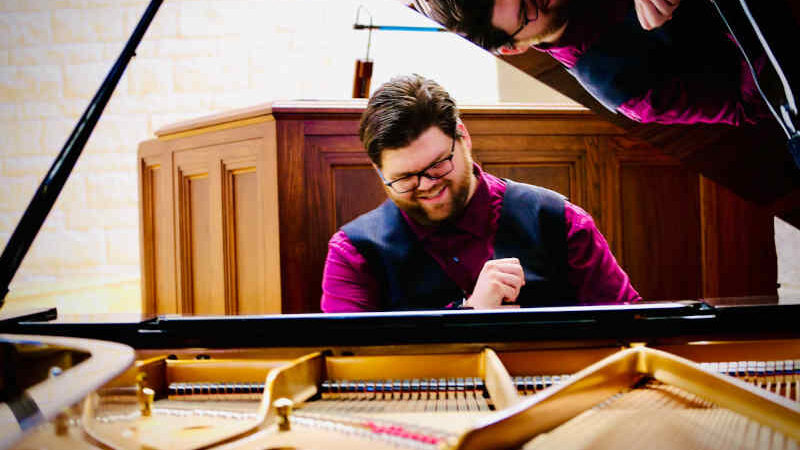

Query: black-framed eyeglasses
left=500, top=0, right=540, bottom=51
left=378, top=138, right=456, bottom=194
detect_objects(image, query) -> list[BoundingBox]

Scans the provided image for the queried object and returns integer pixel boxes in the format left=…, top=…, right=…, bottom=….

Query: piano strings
left=521, top=379, right=798, bottom=450
left=131, top=358, right=800, bottom=406
left=699, top=360, right=800, bottom=402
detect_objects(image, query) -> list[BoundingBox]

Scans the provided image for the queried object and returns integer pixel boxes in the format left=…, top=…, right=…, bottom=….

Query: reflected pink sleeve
left=617, top=48, right=767, bottom=126
left=617, top=80, right=757, bottom=126
left=565, top=203, right=641, bottom=304
left=320, top=230, right=381, bottom=313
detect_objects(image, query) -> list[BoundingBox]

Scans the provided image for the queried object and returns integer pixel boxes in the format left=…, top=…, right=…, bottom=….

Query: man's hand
left=635, top=0, right=680, bottom=30
left=465, top=258, right=525, bottom=309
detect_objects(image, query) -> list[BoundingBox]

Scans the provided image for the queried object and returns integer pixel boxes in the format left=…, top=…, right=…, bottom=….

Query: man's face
left=491, top=0, right=570, bottom=53
left=378, top=126, right=476, bottom=226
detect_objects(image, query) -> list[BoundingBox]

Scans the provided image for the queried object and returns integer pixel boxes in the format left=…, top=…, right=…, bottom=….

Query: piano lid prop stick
left=0, top=0, right=164, bottom=307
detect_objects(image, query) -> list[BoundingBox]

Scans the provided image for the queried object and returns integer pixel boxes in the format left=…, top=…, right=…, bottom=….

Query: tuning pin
left=136, top=372, right=148, bottom=403
left=273, top=397, right=294, bottom=431
left=47, top=366, right=70, bottom=435
left=136, top=372, right=147, bottom=389
left=140, top=387, right=155, bottom=417
left=136, top=372, right=156, bottom=417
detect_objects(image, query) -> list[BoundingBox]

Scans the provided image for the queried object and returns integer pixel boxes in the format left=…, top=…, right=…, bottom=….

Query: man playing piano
left=320, top=74, right=640, bottom=312
left=422, top=0, right=771, bottom=126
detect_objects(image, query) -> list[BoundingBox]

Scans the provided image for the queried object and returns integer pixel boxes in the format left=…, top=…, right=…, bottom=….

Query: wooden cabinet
left=138, top=100, right=776, bottom=315
left=138, top=114, right=281, bottom=315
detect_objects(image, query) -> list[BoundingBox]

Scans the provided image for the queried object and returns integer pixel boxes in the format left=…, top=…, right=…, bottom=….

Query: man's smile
left=417, top=185, right=448, bottom=202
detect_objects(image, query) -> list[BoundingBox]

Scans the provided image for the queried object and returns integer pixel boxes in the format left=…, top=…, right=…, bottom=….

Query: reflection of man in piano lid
left=320, top=74, right=640, bottom=313
left=422, top=0, right=770, bottom=126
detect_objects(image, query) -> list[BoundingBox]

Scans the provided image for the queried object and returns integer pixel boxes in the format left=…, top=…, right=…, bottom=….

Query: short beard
left=394, top=156, right=474, bottom=227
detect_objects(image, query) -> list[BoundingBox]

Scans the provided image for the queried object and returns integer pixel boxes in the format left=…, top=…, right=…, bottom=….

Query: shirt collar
left=402, top=163, right=492, bottom=240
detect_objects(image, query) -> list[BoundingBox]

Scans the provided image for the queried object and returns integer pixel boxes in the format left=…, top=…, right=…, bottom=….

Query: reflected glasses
left=378, top=138, right=456, bottom=194
left=500, top=0, right=540, bottom=51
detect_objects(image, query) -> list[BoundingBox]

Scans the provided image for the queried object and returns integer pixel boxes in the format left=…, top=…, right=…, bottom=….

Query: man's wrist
left=449, top=296, right=473, bottom=310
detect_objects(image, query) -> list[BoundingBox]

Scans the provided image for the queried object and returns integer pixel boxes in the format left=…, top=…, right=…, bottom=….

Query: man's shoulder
left=503, top=179, right=567, bottom=203
left=499, top=179, right=567, bottom=227
left=340, top=200, right=402, bottom=242
left=342, top=199, right=396, bottom=224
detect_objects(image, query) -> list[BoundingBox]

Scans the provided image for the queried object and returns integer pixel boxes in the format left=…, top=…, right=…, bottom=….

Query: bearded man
left=320, top=74, right=640, bottom=312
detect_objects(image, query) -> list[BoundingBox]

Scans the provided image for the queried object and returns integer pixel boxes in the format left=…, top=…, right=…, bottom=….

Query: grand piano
left=1, top=0, right=799, bottom=449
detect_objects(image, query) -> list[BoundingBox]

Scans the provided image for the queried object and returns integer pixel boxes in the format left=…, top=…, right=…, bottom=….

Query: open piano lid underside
left=415, top=0, right=800, bottom=226
left=497, top=49, right=800, bottom=223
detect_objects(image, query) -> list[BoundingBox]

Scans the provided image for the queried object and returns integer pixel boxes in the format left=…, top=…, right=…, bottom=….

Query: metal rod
left=0, top=0, right=164, bottom=307
left=353, top=24, right=446, bottom=32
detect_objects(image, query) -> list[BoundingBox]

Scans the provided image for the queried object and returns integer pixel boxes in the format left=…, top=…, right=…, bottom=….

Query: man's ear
left=456, top=121, right=472, bottom=152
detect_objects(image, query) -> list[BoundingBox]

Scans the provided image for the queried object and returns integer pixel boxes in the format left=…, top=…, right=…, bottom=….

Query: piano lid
left=5, top=299, right=800, bottom=349
left=412, top=0, right=800, bottom=226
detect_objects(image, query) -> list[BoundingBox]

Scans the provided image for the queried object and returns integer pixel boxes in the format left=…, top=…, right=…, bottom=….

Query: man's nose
left=416, top=175, right=442, bottom=192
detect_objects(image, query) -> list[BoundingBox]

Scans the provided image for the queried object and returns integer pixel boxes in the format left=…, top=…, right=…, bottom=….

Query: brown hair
left=424, top=0, right=512, bottom=51
left=359, top=74, right=460, bottom=167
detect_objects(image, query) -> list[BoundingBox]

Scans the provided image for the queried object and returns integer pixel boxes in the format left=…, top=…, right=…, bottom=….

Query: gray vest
left=341, top=180, right=575, bottom=310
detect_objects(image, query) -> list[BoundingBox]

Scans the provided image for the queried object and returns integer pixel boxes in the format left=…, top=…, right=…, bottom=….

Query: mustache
left=413, top=183, right=447, bottom=199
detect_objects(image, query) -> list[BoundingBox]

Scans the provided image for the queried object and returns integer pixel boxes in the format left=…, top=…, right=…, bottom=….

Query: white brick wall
left=776, top=217, right=800, bottom=304
left=2, top=155, right=53, bottom=177
left=0, top=0, right=576, bottom=314
left=1, top=120, right=44, bottom=153
left=4, top=11, right=52, bottom=47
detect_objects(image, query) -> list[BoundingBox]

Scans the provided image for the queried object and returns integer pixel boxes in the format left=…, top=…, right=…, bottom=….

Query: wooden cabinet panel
left=276, top=119, right=313, bottom=314
left=174, top=147, right=222, bottom=315
left=229, top=169, right=260, bottom=314
left=333, top=165, right=385, bottom=228
left=701, top=178, right=778, bottom=298
left=470, top=136, right=587, bottom=212
left=619, top=162, right=702, bottom=301
left=139, top=152, right=177, bottom=315
left=481, top=164, right=573, bottom=200
left=185, top=175, right=217, bottom=314
left=219, top=145, right=262, bottom=315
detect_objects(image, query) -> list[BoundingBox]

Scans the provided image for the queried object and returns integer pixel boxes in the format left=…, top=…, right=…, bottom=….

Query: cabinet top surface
left=154, top=99, right=591, bottom=138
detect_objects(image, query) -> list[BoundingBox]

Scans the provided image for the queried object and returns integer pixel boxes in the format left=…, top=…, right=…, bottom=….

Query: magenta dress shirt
left=320, top=166, right=641, bottom=312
